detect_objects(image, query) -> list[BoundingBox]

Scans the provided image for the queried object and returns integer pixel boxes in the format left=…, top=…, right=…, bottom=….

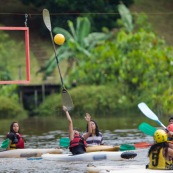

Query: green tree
left=37, top=17, right=111, bottom=80
left=67, top=28, right=173, bottom=100
left=20, top=0, right=134, bottom=32
left=0, top=31, right=13, bottom=80
left=117, top=3, right=133, bottom=32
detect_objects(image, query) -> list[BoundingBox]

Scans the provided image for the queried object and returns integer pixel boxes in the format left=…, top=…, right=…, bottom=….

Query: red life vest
left=69, top=134, right=87, bottom=151
left=6, top=133, right=24, bottom=149
left=16, top=133, right=24, bottom=149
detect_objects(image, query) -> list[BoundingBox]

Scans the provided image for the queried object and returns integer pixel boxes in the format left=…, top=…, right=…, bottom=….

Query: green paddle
left=138, top=122, right=157, bottom=136
left=59, top=137, right=70, bottom=148
left=59, top=137, right=136, bottom=151
left=0, top=138, right=10, bottom=149
left=119, top=144, right=135, bottom=151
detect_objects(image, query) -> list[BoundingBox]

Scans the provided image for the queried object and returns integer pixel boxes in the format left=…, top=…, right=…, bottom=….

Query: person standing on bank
left=83, top=114, right=103, bottom=146
left=6, top=121, right=25, bottom=150
left=63, top=106, right=90, bottom=155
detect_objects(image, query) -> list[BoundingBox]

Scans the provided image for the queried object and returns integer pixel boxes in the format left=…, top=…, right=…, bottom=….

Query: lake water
left=0, top=115, right=167, bottom=172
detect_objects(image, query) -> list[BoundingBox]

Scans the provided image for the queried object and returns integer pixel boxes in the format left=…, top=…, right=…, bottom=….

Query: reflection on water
left=0, top=116, right=164, bottom=172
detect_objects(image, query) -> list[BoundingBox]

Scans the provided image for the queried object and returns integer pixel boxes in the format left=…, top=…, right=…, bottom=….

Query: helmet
left=167, top=124, right=173, bottom=132
left=154, top=129, right=167, bottom=143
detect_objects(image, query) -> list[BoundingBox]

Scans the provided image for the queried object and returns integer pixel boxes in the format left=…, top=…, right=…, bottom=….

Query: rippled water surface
left=0, top=116, right=160, bottom=172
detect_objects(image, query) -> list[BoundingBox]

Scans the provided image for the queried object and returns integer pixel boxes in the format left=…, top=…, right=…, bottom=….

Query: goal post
left=0, top=27, right=30, bottom=84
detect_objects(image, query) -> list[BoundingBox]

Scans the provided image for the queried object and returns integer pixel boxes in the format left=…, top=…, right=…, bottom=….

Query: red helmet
left=167, top=124, right=173, bottom=132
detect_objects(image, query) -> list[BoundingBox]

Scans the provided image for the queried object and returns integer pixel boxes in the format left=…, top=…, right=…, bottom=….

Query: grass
left=130, top=0, right=173, bottom=45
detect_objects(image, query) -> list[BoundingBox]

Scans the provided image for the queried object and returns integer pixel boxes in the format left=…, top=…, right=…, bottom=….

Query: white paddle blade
left=138, top=102, right=158, bottom=121
left=43, top=9, right=52, bottom=31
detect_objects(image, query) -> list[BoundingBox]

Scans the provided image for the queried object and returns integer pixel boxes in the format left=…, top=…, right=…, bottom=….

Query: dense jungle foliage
left=1, top=1, right=173, bottom=118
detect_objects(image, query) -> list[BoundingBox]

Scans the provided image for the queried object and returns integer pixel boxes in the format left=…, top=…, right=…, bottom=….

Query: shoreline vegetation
left=1, top=1, right=173, bottom=118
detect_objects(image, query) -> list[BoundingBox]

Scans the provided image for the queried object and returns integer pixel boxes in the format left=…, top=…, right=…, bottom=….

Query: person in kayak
left=83, top=115, right=103, bottom=146
left=147, top=129, right=173, bottom=170
left=63, top=106, right=88, bottom=155
left=169, top=116, right=173, bottom=124
left=166, top=123, right=173, bottom=141
left=6, top=121, right=25, bottom=150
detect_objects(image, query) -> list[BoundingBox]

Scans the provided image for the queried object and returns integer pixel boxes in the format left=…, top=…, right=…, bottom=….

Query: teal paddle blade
left=59, top=137, right=70, bottom=148
left=138, top=122, right=157, bottom=136
left=120, top=144, right=135, bottom=151
left=1, top=138, right=10, bottom=149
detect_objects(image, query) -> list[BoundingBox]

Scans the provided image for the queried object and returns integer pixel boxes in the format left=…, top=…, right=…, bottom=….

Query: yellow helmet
left=154, top=129, right=167, bottom=143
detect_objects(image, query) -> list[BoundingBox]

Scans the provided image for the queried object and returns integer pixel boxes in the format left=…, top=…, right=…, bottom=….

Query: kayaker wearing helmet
left=147, top=129, right=173, bottom=170
left=169, top=116, right=173, bottom=125
left=167, top=124, right=173, bottom=141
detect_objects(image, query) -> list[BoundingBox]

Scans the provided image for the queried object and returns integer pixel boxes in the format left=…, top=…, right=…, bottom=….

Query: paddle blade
left=59, top=137, right=70, bottom=148
left=1, top=138, right=10, bottom=149
left=43, top=9, right=52, bottom=31
left=121, top=151, right=137, bottom=159
left=62, top=88, right=74, bottom=111
left=120, top=144, right=135, bottom=151
left=134, top=142, right=152, bottom=148
left=138, top=102, right=158, bottom=121
left=138, top=122, right=157, bottom=136
left=138, top=102, right=167, bottom=129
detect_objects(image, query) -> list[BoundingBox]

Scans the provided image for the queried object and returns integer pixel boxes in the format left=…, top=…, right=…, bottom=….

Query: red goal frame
left=0, top=27, right=30, bottom=84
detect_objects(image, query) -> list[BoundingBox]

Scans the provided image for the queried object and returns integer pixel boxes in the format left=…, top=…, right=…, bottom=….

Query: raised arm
left=83, top=113, right=92, bottom=140
left=63, top=106, right=74, bottom=141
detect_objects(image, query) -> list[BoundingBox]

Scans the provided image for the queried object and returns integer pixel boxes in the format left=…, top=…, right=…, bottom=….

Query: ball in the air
left=54, top=34, right=65, bottom=45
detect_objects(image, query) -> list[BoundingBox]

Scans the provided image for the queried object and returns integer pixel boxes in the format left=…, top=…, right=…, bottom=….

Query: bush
left=35, top=85, right=140, bottom=117
left=0, top=96, right=27, bottom=119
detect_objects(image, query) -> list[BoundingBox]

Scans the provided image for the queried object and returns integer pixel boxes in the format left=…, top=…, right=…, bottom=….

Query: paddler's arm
left=168, top=142, right=173, bottom=149
left=63, top=106, right=74, bottom=141
left=167, top=146, right=173, bottom=157
left=83, top=113, right=92, bottom=140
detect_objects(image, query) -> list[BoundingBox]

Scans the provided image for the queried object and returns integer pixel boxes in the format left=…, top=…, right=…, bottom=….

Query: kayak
left=86, top=142, right=151, bottom=152
left=86, top=165, right=173, bottom=173
left=42, top=151, right=137, bottom=162
left=0, top=148, right=63, bottom=158
left=86, top=145, right=120, bottom=152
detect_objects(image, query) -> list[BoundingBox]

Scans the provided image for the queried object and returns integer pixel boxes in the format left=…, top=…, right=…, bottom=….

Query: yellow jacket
left=148, top=148, right=173, bottom=170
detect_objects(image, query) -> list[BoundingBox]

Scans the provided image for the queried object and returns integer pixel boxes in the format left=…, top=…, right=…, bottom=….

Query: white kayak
left=42, top=151, right=137, bottom=162
left=86, top=165, right=173, bottom=173
left=0, top=148, right=63, bottom=158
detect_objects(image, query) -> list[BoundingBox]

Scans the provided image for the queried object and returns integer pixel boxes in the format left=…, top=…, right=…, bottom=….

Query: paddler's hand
left=85, top=113, right=91, bottom=122
left=63, top=106, right=68, bottom=112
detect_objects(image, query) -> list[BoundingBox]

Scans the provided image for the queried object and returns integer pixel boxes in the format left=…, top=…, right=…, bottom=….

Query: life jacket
left=7, top=133, right=24, bottom=149
left=148, top=148, right=173, bottom=169
left=69, top=133, right=87, bottom=152
left=15, top=133, right=24, bottom=149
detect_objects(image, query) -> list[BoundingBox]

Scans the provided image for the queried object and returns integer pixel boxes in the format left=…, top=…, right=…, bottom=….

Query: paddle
left=59, top=137, right=70, bottom=148
left=0, top=138, right=10, bottom=149
left=138, top=122, right=157, bottom=136
left=59, top=137, right=150, bottom=151
left=134, top=142, right=152, bottom=148
left=138, top=102, right=168, bottom=132
left=119, top=144, right=135, bottom=151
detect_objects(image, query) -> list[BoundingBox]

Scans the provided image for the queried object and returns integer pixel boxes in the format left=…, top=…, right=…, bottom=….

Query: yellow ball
left=54, top=34, right=65, bottom=45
